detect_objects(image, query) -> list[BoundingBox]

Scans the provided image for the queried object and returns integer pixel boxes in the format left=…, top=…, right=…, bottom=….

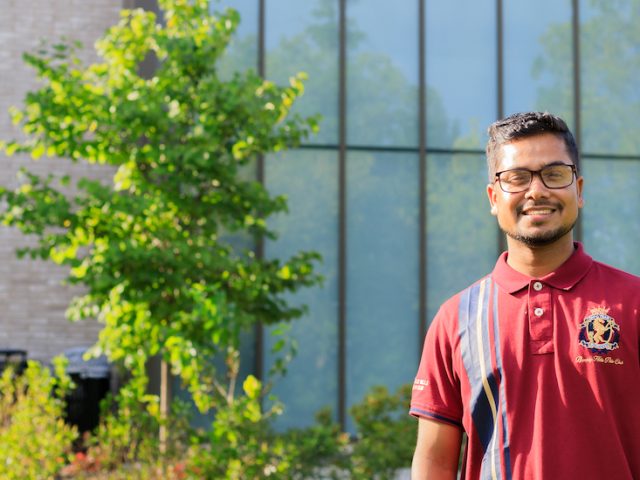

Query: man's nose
left=525, top=173, right=550, bottom=198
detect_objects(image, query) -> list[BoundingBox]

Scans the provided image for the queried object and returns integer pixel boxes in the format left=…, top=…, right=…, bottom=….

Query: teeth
left=525, top=209, right=553, bottom=215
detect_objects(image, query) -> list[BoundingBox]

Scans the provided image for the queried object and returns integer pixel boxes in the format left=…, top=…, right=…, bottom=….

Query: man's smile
left=518, top=203, right=560, bottom=218
left=522, top=208, right=555, bottom=216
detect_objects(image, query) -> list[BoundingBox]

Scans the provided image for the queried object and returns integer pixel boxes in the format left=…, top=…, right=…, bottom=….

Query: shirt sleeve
left=409, top=302, right=463, bottom=427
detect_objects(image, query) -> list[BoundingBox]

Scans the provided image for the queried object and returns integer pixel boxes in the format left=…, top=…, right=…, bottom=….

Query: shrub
left=60, top=375, right=193, bottom=478
left=348, top=384, right=416, bottom=480
left=279, top=407, right=351, bottom=479
left=185, top=376, right=349, bottom=480
left=0, top=358, right=77, bottom=479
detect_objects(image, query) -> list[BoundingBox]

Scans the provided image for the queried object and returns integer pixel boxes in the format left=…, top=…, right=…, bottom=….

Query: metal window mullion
left=496, top=0, right=507, bottom=255
left=255, top=0, right=266, bottom=383
left=418, top=0, right=428, bottom=347
left=496, top=0, right=504, bottom=121
left=572, top=0, right=583, bottom=242
left=337, top=0, right=348, bottom=430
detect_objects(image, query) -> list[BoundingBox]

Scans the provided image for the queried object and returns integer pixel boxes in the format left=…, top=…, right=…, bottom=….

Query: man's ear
left=487, top=183, right=498, bottom=216
left=576, top=175, right=584, bottom=208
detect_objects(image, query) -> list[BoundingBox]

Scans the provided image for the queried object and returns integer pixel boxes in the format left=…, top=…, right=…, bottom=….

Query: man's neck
left=505, top=235, right=576, bottom=278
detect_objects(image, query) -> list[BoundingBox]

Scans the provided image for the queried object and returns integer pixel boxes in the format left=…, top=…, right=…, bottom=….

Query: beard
left=503, top=219, right=577, bottom=247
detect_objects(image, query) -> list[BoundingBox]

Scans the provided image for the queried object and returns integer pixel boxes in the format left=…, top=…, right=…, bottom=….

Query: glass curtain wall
left=579, top=0, right=640, bottom=273
left=212, top=0, right=640, bottom=430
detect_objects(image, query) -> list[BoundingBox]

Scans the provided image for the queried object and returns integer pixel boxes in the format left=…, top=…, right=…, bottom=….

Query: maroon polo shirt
left=410, top=243, right=640, bottom=479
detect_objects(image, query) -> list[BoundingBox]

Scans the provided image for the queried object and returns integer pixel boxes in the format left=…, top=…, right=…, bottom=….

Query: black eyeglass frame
left=494, top=164, right=578, bottom=193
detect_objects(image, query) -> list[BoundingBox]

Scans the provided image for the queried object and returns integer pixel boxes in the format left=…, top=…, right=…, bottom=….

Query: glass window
left=504, top=0, right=573, bottom=125
left=214, top=0, right=258, bottom=77
left=266, top=0, right=339, bottom=145
left=582, top=158, right=640, bottom=275
left=171, top=328, right=255, bottom=429
left=426, top=153, right=497, bottom=323
left=345, top=151, right=420, bottom=431
left=580, top=0, right=640, bottom=155
left=264, top=149, right=339, bottom=429
left=346, top=0, right=419, bottom=147
left=426, top=0, right=497, bottom=149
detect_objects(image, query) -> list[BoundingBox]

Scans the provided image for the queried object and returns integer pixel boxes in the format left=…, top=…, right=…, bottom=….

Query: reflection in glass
left=213, top=0, right=258, bottom=78
left=346, top=0, right=419, bottom=147
left=264, top=149, right=339, bottom=429
left=582, top=158, right=640, bottom=275
left=426, top=154, right=496, bottom=323
left=171, top=328, right=255, bottom=429
left=504, top=0, right=573, bottom=125
left=266, top=0, right=339, bottom=145
left=426, top=0, right=496, bottom=149
left=580, top=0, right=640, bottom=155
left=345, top=151, right=419, bottom=431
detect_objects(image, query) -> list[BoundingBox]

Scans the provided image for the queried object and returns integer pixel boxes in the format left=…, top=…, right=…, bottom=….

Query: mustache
left=516, top=201, right=561, bottom=215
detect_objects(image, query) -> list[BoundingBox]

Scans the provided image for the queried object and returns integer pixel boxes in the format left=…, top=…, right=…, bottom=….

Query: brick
left=0, top=0, right=122, bottom=362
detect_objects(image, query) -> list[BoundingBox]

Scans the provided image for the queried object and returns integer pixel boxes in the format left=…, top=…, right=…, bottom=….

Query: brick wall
left=0, top=0, right=123, bottom=362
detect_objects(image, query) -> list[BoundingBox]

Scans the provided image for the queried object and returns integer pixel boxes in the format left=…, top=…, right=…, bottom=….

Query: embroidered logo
left=412, top=378, right=429, bottom=391
left=578, top=306, right=620, bottom=353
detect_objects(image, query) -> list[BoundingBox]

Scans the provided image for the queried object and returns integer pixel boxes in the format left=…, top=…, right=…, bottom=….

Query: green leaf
left=242, top=374, right=261, bottom=400
left=277, top=265, right=291, bottom=279
left=5, top=142, right=18, bottom=156
left=31, top=143, right=45, bottom=159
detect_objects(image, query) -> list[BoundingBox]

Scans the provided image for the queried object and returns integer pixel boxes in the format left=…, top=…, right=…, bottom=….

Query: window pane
left=264, top=149, right=339, bottom=428
left=582, top=158, right=640, bottom=275
left=171, top=328, right=255, bottom=429
left=347, top=1, right=419, bottom=147
left=504, top=0, right=573, bottom=125
left=580, top=0, right=640, bottom=155
left=345, top=151, right=419, bottom=431
left=427, top=154, right=496, bottom=323
left=426, top=0, right=496, bottom=149
left=214, top=0, right=258, bottom=77
left=266, top=0, right=339, bottom=145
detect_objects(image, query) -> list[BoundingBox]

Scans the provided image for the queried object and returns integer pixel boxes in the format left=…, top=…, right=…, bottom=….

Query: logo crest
left=578, top=306, right=620, bottom=353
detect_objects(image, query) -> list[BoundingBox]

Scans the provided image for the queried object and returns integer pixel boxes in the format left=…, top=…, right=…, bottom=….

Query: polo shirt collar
left=492, top=242, right=593, bottom=294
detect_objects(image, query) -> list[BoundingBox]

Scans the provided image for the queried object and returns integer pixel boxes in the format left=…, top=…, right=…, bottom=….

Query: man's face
left=486, top=132, right=584, bottom=247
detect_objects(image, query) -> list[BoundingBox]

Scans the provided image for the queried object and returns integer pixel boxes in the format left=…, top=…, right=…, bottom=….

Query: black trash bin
left=63, top=347, right=110, bottom=433
left=0, top=349, right=28, bottom=375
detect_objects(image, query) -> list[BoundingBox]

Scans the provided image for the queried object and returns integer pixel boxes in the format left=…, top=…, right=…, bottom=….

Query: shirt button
left=533, top=281, right=543, bottom=291
left=534, top=307, right=544, bottom=317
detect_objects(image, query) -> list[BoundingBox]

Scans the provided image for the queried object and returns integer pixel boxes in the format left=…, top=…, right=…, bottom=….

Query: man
left=410, top=112, right=640, bottom=479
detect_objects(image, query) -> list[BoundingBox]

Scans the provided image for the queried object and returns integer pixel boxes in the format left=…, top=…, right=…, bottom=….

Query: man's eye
left=504, top=172, right=530, bottom=184
left=544, top=170, right=564, bottom=179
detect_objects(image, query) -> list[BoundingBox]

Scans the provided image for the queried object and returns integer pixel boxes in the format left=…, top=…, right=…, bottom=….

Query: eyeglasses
left=494, top=164, right=577, bottom=193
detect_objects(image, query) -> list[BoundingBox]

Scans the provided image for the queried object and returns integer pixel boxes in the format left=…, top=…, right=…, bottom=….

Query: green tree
left=0, top=0, right=320, bottom=460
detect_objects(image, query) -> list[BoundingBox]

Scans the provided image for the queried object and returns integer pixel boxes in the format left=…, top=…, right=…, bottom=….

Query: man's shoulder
left=590, top=259, right=640, bottom=285
left=438, top=274, right=493, bottom=313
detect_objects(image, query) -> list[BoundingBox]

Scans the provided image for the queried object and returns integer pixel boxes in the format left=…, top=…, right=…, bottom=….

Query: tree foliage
left=0, top=0, right=320, bottom=416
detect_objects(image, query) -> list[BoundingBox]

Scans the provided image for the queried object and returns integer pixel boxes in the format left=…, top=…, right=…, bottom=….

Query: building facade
left=219, top=0, right=640, bottom=431
left=2, top=0, right=639, bottom=431
left=0, top=0, right=124, bottom=361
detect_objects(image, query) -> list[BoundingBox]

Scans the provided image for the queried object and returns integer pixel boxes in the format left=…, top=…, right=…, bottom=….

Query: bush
left=0, top=373, right=415, bottom=479
left=348, top=384, right=416, bottom=480
left=182, top=381, right=415, bottom=480
left=0, top=358, right=77, bottom=479
left=278, top=407, right=351, bottom=479
left=185, top=375, right=348, bottom=480
left=59, top=375, right=193, bottom=478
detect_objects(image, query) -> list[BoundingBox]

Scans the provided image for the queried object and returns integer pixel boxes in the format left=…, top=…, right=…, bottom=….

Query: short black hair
left=486, top=112, right=579, bottom=181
